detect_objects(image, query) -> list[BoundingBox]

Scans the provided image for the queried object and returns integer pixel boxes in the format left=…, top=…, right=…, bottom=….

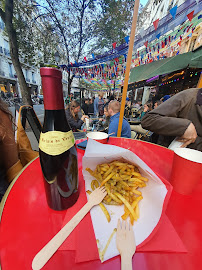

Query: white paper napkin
left=82, top=139, right=168, bottom=262
left=168, top=137, right=184, bottom=150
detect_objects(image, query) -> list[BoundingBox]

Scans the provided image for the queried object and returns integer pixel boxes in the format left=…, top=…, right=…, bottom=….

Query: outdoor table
left=73, top=131, right=87, bottom=140
left=0, top=137, right=202, bottom=270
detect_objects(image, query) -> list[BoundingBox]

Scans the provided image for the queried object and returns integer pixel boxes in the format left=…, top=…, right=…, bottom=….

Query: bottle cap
left=40, top=67, right=64, bottom=110
left=40, top=67, right=62, bottom=79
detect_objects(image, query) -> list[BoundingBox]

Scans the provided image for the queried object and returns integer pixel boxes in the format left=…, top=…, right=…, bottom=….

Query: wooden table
left=0, top=137, right=202, bottom=270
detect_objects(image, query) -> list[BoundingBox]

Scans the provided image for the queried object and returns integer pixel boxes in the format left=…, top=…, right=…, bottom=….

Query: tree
left=0, top=0, right=32, bottom=105
left=93, top=0, right=134, bottom=51
left=14, top=0, right=59, bottom=67
left=31, top=0, right=100, bottom=95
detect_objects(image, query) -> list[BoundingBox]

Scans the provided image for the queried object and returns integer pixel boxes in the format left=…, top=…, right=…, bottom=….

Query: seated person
left=81, top=98, right=89, bottom=115
left=141, top=88, right=202, bottom=151
left=154, top=100, right=162, bottom=109
left=108, top=100, right=131, bottom=138
left=160, top=94, right=170, bottom=102
left=88, top=98, right=94, bottom=115
left=65, top=100, right=88, bottom=132
left=130, top=102, right=152, bottom=136
left=99, top=104, right=110, bottom=130
left=125, top=98, right=131, bottom=118
left=0, top=99, right=23, bottom=201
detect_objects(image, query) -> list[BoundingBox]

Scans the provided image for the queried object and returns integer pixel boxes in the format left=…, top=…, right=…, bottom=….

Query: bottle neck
left=41, top=68, right=64, bottom=110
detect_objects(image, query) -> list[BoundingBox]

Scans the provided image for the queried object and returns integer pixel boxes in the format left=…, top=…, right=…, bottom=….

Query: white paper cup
left=87, top=132, right=108, bottom=144
left=170, top=148, right=202, bottom=195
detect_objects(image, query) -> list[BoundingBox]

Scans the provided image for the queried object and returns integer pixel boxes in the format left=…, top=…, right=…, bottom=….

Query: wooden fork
left=32, top=186, right=107, bottom=270
left=116, top=219, right=136, bottom=270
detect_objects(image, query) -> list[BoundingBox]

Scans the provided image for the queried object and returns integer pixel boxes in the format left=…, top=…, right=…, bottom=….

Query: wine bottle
left=39, top=67, right=79, bottom=211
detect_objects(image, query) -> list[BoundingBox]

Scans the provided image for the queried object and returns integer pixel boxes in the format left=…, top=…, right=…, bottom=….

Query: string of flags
left=60, top=5, right=201, bottom=89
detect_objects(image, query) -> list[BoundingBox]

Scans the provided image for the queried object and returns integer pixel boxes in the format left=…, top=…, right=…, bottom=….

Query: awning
left=129, top=47, right=202, bottom=83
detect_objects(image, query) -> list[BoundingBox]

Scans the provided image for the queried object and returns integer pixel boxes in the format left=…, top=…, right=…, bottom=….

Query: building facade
left=0, top=17, right=41, bottom=99
left=141, top=0, right=186, bottom=30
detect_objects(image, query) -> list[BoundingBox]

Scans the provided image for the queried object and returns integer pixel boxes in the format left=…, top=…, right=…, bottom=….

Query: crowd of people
left=0, top=87, right=201, bottom=202
left=65, top=87, right=201, bottom=152
left=64, top=92, right=164, bottom=140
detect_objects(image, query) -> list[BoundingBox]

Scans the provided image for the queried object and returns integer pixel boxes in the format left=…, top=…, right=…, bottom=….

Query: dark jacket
left=65, top=108, right=83, bottom=131
left=88, top=103, right=94, bottom=114
left=108, top=112, right=131, bottom=138
left=141, top=88, right=202, bottom=151
left=82, top=103, right=88, bottom=115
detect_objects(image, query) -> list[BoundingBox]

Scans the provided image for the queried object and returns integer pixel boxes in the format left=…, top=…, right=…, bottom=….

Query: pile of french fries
left=86, top=160, right=148, bottom=225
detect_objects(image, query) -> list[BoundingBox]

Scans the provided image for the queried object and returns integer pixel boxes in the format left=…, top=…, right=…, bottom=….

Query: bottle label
left=39, top=130, right=75, bottom=156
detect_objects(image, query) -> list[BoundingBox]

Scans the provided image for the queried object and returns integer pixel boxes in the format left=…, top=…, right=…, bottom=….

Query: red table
left=0, top=137, right=202, bottom=270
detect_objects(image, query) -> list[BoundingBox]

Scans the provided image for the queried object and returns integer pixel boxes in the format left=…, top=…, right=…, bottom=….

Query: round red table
left=0, top=137, right=202, bottom=270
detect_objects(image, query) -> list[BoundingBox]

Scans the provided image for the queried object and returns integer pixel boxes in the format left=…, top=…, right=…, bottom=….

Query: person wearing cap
left=141, top=88, right=202, bottom=151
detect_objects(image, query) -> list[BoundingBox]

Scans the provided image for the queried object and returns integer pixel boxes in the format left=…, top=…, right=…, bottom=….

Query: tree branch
left=0, top=7, right=6, bottom=23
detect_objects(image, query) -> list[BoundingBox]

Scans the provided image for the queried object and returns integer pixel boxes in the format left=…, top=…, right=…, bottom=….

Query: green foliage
left=93, top=0, right=134, bottom=51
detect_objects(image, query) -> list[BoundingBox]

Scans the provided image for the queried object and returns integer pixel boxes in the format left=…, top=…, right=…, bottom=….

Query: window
left=9, top=63, right=13, bottom=77
left=32, top=72, right=35, bottom=81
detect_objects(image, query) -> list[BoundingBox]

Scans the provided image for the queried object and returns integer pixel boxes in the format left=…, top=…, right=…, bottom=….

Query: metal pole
left=117, top=0, right=140, bottom=137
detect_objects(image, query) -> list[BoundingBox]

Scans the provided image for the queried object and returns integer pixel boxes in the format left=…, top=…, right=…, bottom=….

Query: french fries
left=86, top=160, right=148, bottom=225
left=86, top=190, right=111, bottom=222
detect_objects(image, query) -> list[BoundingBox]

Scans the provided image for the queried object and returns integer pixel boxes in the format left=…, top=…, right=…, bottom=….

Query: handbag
left=16, top=106, right=39, bottom=167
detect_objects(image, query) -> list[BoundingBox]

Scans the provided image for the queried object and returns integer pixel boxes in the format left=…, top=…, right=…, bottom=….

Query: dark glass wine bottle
left=39, top=67, right=79, bottom=211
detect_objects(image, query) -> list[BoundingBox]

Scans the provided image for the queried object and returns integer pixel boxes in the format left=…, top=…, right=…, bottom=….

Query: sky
left=140, top=0, right=148, bottom=7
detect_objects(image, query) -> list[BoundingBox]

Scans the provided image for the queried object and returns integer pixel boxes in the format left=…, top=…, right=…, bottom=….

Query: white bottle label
left=39, top=130, right=75, bottom=156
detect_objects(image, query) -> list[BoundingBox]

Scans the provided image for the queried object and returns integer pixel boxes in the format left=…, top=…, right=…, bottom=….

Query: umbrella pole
left=117, top=0, right=140, bottom=137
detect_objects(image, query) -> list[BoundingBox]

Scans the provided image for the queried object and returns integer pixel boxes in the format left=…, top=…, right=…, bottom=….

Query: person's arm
left=70, top=117, right=84, bottom=130
left=0, top=111, right=23, bottom=182
left=108, top=120, right=117, bottom=137
left=65, top=111, right=84, bottom=130
left=141, top=91, right=193, bottom=137
left=177, top=123, right=198, bottom=148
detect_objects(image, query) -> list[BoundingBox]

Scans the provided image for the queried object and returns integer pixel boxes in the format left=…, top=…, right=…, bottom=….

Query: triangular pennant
left=112, top=42, right=116, bottom=49
left=153, top=19, right=159, bottom=31
left=170, top=5, right=178, bottom=19
left=198, top=14, right=202, bottom=20
left=124, top=36, right=129, bottom=44
left=84, top=57, right=87, bottom=61
left=92, top=53, right=95, bottom=59
left=144, top=41, right=148, bottom=47
left=178, top=41, right=181, bottom=46
left=187, top=11, right=194, bottom=22
left=156, top=33, right=161, bottom=39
